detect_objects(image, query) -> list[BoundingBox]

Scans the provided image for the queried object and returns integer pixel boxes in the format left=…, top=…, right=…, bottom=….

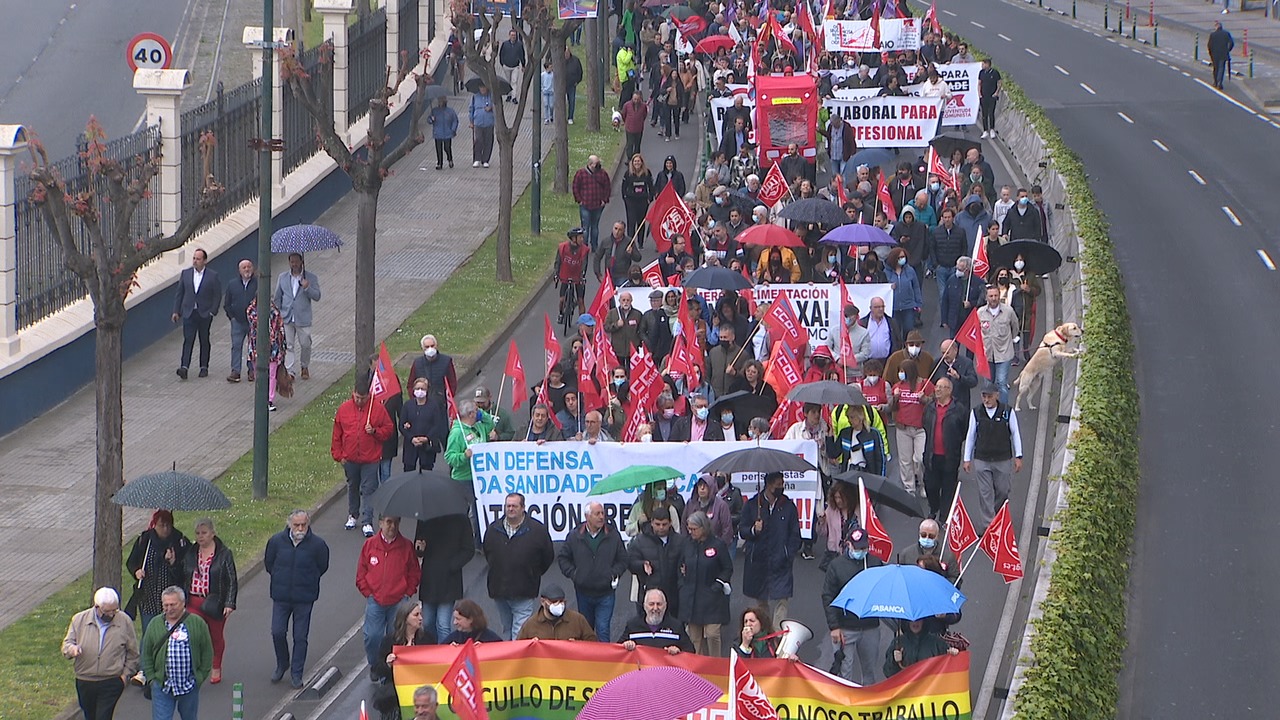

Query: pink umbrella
left=577, top=666, right=723, bottom=720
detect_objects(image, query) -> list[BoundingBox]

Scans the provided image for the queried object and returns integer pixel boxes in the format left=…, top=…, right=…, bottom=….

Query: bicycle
left=554, top=227, right=589, bottom=336
left=558, top=280, right=583, bottom=336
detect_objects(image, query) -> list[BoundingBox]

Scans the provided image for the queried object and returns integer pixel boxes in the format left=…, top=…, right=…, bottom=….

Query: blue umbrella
left=829, top=564, right=966, bottom=620
left=819, top=223, right=897, bottom=247
left=842, top=148, right=897, bottom=183
left=270, top=224, right=344, bottom=254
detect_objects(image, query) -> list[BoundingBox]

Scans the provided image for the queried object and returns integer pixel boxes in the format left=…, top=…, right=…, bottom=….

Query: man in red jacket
left=355, top=515, right=421, bottom=676
left=332, top=372, right=394, bottom=537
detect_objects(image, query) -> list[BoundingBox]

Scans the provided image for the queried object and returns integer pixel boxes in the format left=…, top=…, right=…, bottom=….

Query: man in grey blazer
left=171, top=248, right=223, bottom=379
left=274, top=253, right=322, bottom=380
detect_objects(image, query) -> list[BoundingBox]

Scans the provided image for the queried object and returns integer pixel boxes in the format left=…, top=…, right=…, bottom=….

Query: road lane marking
left=1117, top=112, right=1134, bottom=123
left=999, top=33, right=1013, bottom=41
left=1222, top=206, right=1242, bottom=226
left=1258, top=249, right=1276, bottom=270
left=1157, top=59, right=1169, bottom=66
left=971, top=20, right=986, bottom=28
left=1152, top=139, right=1169, bottom=152
left=1054, top=65, right=1070, bottom=75
left=943, top=8, right=957, bottom=15
left=1195, top=78, right=1259, bottom=114
left=1188, top=170, right=1206, bottom=185
left=1181, top=71, right=1191, bottom=77
left=1080, top=83, right=1096, bottom=95
left=1025, top=48, right=1040, bottom=56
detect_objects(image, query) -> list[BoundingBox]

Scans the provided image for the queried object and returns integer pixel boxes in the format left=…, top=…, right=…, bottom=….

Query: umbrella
left=270, top=224, right=343, bottom=254
left=578, top=666, right=722, bottom=720
left=832, top=469, right=925, bottom=518
left=370, top=470, right=474, bottom=520
left=735, top=223, right=804, bottom=248
left=778, top=198, right=847, bottom=227
left=464, top=76, right=512, bottom=96
left=829, top=564, right=966, bottom=620
left=710, top=389, right=754, bottom=411
left=643, top=0, right=679, bottom=6
left=694, top=36, right=736, bottom=55
left=588, top=465, right=684, bottom=496
left=787, top=380, right=866, bottom=406
left=663, top=5, right=696, bottom=19
left=421, top=84, right=450, bottom=102
left=929, top=134, right=982, bottom=164
left=683, top=266, right=753, bottom=291
left=698, top=447, right=817, bottom=475
left=819, top=223, right=897, bottom=247
left=990, top=239, right=1063, bottom=275
left=842, top=148, right=897, bottom=181
left=113, top=466, right=231, bottom=511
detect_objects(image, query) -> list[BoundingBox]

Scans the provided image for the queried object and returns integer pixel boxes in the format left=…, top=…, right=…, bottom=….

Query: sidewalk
left=0, top=99, right=553, bottom=631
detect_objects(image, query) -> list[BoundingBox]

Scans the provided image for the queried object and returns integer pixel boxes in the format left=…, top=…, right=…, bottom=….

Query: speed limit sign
left=127, top=33, right=173, bottom=73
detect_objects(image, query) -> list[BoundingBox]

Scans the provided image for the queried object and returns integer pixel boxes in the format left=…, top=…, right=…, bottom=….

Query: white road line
left=1080, top=82, right=1096, bottom=95
left=943, top=8, right=957, bottom=15
left=1258, top=249, right=1276, bottom=270
left=1025, top=48, right=1040, bottom=56
left=1222, top=206, right=1243, bottom=226
left=1181, top=71, right=1191, bottom=77
left=970, top=20, right=986, bottom=28
left=1117, top=111, right=1134, bottom=124
left=1054, top=64, right=1070, bottom=75
left=998, top=33, right=1013, bottom=41
left=1188, top=170, right=1206, bottom=185
left=1195, top=78, right=1259, bottom=114
left=1132, top=48, right=1143, bottom=54
left=1152, top=139, right=1169, bottom=152
left=1157, top=59, right=1169, bottom=66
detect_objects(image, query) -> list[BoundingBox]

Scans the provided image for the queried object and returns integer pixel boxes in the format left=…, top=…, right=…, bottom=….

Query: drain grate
left=309, top=349, right=358, bottom=365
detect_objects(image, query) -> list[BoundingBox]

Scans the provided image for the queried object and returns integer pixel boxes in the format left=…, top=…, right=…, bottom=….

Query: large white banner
left=710, top=95, right=757, bottom=147
left=821, top=96, right=944, bottom=147
left=822, top=18, right=921, bottom=52
left=469, top=440, right=822, bottom=540
left=935, top=62, right=980, bottom=127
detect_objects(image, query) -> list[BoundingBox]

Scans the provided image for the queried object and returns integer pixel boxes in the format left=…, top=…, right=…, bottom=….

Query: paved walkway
left=0, top=98, right=554, bottom=630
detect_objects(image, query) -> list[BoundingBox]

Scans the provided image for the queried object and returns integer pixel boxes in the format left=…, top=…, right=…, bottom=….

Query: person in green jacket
left=142, top=587, right=213, bottom=714
left=473, top=385, right=515, bottom=441
left=616, top=46, right=637, bottom=100
left=444, top=398, right=496, bottom=483
left=883, top=619, right=956, bottom=677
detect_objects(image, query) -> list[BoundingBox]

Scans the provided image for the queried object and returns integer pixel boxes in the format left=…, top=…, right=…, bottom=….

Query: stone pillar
left=0, top=125, right=28, bottom=356
left=420, top=0, right=432, bottom=54
left=132, top=69, right=191, bottom=245
left=315, top=0, right=356, bottom=135
left=243, top=26, right=295, bottom=201
left=387, top=0, right=401, bottom=74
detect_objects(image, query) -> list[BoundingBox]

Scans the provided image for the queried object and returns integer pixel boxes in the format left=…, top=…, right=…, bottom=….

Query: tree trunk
left=550, top=33, right=570, bottom=193
left=585, top=19, right=601, bottom=132
left=354, top=185, right=380, bottom=368
left=495, top=127, right=515, bottom=282
left=92, top=296, right=125, bottom=596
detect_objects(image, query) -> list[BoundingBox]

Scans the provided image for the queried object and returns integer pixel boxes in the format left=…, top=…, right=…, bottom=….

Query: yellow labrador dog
left=1014, top=322, right=1083, bottom=410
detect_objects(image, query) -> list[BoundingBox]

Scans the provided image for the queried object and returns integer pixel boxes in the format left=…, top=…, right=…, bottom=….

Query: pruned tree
left=547, top=19, right=584, bottom=192
left=28, top=118, right=222, bottom=593
left=453, top=0, right=551, bottom=282
left=279, top=42, right=432, bottom=368
left=585, top=18, right=602, bottom=132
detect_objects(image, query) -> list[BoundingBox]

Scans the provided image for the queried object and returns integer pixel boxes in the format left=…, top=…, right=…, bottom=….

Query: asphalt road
left=952, top=1, right=1280, bottom=717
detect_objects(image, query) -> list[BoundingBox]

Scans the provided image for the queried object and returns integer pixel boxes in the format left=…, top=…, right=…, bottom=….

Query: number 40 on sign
left=127, top=32, right=173, bottom=73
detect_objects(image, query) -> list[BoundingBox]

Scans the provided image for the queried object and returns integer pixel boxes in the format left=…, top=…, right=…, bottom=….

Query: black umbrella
left=465, top=76, right=512, bottom=96
left=422, top=84, right=450, bottom=102
left=711, top=389, right=754, bottom=411
left=698, top=447, right=817, bottom=475
left=113, top=466, right=231, bottom=511
left=990, top=239, right=1063, bottom=275
left=787, top=380, right=867, bottom=406
left=684, top=266, right=753, bottom=291
left=777, top=198, right=847, bottom=228
left=832, top=470, right=924, bottom=518
left=929, top=135, right=982, bottom=163
left=371, top=469, right=474, bottom=521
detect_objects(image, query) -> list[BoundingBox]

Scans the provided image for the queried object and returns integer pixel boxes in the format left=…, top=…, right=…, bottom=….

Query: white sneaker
left=362, top=524, right=375, bottom=537
left=345, top=515, right=357, bottom=530
left=568, top=119, right=574, bottom=125
left=483, top=162, right=490, bottom=168
left=472, top=161, right=481, bottom=168
left=980, top=130, right=989, bottom=138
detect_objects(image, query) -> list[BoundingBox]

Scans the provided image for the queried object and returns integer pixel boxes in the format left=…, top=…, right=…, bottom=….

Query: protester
left=516, top=584, right=598, bottom=641
left=734, top=606, right=781, bottom=658
left=482, top=493, right=555, bottom=640
left=441, top=599, right=503, bottom=644
left=822, top=529, right=884, bottom=685
left=142, top=587, right=212, bottom=719
left=414, top=514, right=474, bottom=643
left=618, top=589, right=695, bottom=654
left=680, top=511, right=733, bottom=656
left=740, top=472, right=801, bottom=623
left=884, top=619, right=957, bottom=678
left=964, top=381, right=1024, bottom=532
left=408, top=334, right=458, bottom=403
left=923, top=378, right=967, bottom=521
left=332, top=372, right=395, bottom=537
left=400, top=378, right=447, bottom=471
left=356, top=515, right=421, bottom=678
left=977, top=285, right=1020, bottom=404
left=372, top=601, right=437, bottom=720
left=898, top=518, right=959, bottom=583
left=180, top=518, right=236, bottom=685
left=627, top=505, right=687, bottom=617
left=558, top=502, right=629, bottom=641
left=264, top=510, right=330, bottom=688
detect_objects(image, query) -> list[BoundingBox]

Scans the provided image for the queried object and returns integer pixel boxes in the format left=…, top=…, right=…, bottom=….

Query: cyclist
left=555, top=227, right=591, bottom=322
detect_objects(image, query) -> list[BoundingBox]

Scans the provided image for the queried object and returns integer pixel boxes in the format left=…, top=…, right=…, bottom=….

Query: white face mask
left=1014, top=260, right=1025, bottom=271
left=907, top=345, right=921, bottom=357
left=641, top=433, right=653, bottom=442
left=424, top=347, right=438, bottom=359
left=548, top=602, right=566, bottom=617
left=413, top=389, right=428, bottom=399
left=865, top=375, right=880, bottom=385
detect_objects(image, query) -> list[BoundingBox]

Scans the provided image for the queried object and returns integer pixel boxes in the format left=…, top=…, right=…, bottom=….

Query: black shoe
left=271, top=667, right=286, bottom=683
left=198, top=367, right=209, bottom=378
left=291, top=675, right=304, bottom=689
left=176, top=367, right=188, bottom=380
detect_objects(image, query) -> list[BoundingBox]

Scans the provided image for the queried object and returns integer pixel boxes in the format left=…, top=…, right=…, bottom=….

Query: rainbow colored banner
left=392, top=640, right=971, bottom=719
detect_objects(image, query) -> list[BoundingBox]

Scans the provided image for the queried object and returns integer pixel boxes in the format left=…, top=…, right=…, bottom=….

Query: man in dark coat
left=564, top=46, right=584, bottom=122
left=618, top=588, right=696, bottom=653
left=264, top=510, right=330, bottom=687
left=222, top=258, right=257, bottom=382
left=414, top=513, right=473, bottom=642
left=558, top=502, right=629, bottom=641
left=739, top=472, right=801, bottom=622
left=171, top=247, right=222, bottom=379
left=482, top=493, right=555, bottom=640
left=408, top=334, right=458, bottom=403
left=1208, top=21, right=1234, bottom=89
left=922, top=378, right=968, bottom=521
left=627, top=506, right=687, bottom=618
left=1001, top=189, right=1042, bottom=242
left=821, top=528, right=884, bottom=685
left=945, top=257, right=985, bottom=337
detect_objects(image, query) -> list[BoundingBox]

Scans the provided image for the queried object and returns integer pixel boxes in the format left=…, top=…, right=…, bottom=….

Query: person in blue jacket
left=264, top=510, right=330, bottom=688
left=469, top=83, right=496, bottom=168
left=428, top=96, right=459, bottom=170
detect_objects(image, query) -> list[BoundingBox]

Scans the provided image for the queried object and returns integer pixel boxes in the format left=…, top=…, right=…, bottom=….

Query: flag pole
left=939, top=480, right=962, bottom=565
left=495, top=372, right=508, bottom=423
left=957, top=543, right=982, bottom=582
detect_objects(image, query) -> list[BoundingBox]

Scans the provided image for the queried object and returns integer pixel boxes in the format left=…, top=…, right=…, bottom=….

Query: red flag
left=674, top=14, right=708, bottom=38
left=535, top=381, right=563, bottom=429
left=441, top=640, right=490, bottom=720
left=875, top=174, right=896, bottom=222
left=795, top=0, right=817, bottom=44
left=645, top=182, right=696, bottom=254
left=869, top=2, right=882, bottom=49
left=740, top=287, right=759, bottom=318
left=594, top=321, right=620, bottom=374
left=946, top=493, right=980, bottom=557
left=446, top=379, right=459, bottom=424
left=955, top=309, right=991, bottom=378
left=925, top=0, right=943, bottom=35
left=641, top=258, right=664, bottom=288
left=980, top=501, right=1024, bottom=583
left=837, top=281, right=856, bottom=367
left=369, top=342, right=402, bottom=402
left=667, top=333, right=697, bottom=378
left=768, top=14, right=798, bottom=56
left=588, top=271, right=616, bottom=321
left=768, top=398, right=804, bottom=438
left=929, top=148, right=957, bottom=193
left=731, top=652, right=781, bottom=720
left=760, top=292, right=809, bottom=352
left=833, top=173, right=849, bottom=207
left=578, top=349, right=605, bottom=413
left=621, top=396, right=649, bottom=442
left=676, top=290, right=704, bottom=373
left=504, top=340, right=528, bottom=410
left=859, top=482, right=894, bottom=562
left=757, top=162, right=789, bottom=207
left=628, top=346, right=663, bottom=412
left=543, top=313, right=562, bottom=373
left=971, top=225, right=990, bottom=278
left=763, top=340, right=804, bottom=399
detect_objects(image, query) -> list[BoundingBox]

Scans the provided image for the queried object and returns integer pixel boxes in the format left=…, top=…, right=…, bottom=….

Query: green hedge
left=1000, top=73, right=1141, bottom=719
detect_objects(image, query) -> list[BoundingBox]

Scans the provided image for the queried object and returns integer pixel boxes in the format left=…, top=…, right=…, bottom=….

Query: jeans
left=344, top=461, right=380, bottom=524
left=566, top=84, right=578, bottom=120
left=363, top=596, right=399, bottom=666
left=661, top=103, right=680, bottom=138
left=421, top=602, right=455, bottom=645
left=378, top=458, right=392, bottom=484
left=624, top=130, right=642, bottom=161
left=494, top=597, right=538, bottom=640
left=579, top=205, right=605, bottom=252
left=830, top=158, right=846, bottom=179
left=989, top=359, right=1012, bottom=405
left=837, top=627, right=881, bottom=686
left=151, top=682, right=199, bottom=720
left=576, top=591, right=617, bottom=642
left=934, top=265, right=955, bottom=326
left=272, top=600, right=314, bottom=679
left=229, top=318, right=249, bottom=373
left=180, top=314, right=213, bottom=371
left=892, top=308, right=919, bottom=348
left=543, top=92, right=555, bottom=122
left=76, top=677, right=125, bottom=720
left=973, top=457, right=1014, bottom=531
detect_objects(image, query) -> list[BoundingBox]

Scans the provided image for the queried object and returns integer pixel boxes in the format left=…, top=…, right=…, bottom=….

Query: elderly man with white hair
left=408, top=333, right=458, bottom=403
left=63, top=587, right=139, bottom=720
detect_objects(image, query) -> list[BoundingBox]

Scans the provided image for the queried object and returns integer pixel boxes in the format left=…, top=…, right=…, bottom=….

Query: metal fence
left=283, top=43, right=329, bottom=176
left=179, top=78, right=263, bottom=230
left=398, top=0, right=420, bottom=65
left=348, top=7, right=389, bottom=124
left=13, top=126, right=162, bottom=329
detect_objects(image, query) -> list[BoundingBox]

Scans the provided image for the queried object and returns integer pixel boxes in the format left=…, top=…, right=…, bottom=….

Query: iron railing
left=13, top=126, right=162, bottom=329
left=348, top=7, right=389, bottom=124
left=179, top=77, right=263, bottom=230
left=398, top=0, right=420, bottom=66
left=283, top=43, right=329, bottom=176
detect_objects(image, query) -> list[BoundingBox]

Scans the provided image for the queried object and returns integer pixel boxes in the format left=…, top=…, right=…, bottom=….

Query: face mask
left=695, top=407, right=710, bottom=421
left=897, top=257, right=907, bottom=267
left=1019, top=197, right=1029, bottom=205
left=475, top=410, right=485, bottom=422
left=667, top=478, right=678, bottom=490
left=898, top=371, right=907, bottom=382
left=548, top=602, right=566, bottom=618
left=613, top=378, right=626, bottom=387
left=827, top=255, right=838, bottom=264
left=424, top=347, right=438, bottom=359
left=865, top=375, right=880, bottom=385
left=748, top=429, right=757, bottom=439
left=413, top=389, right=428, bottom=399
left=907, top=345, right=921, bottom=357
left=663, top=408, right=676, bottom=419
left=1014, top=260, right=1025, bottom=271
left=919, top=536, right=937, bottom=549
left=849, top=548, right=868, bottom=560
left=930, top=182, right=940, bottom=191
left=715, top=197, right=724, bottom=205
left=999, top=276, right=1010, bottom=285
left=641, top=433, right=654, bottom=442
left=721, top=412, right=734, bottom=424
